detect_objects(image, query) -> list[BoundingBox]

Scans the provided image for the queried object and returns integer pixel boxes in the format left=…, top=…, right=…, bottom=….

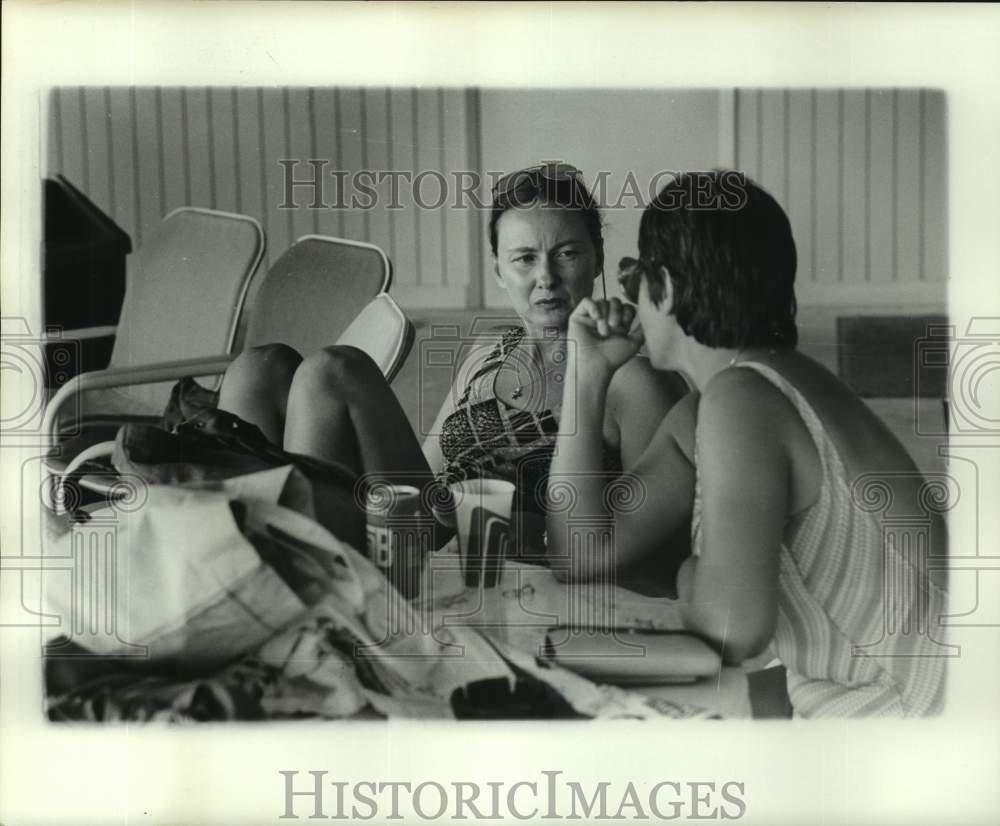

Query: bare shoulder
left=608, top=355, right=689, bottom=409
left=607, top=357, right=695, bottom=465
left=699, top=366, right=826, bottom=510
left=698, top=366, right=805, bottom=452
left=701, top=365, right=794, bottom=421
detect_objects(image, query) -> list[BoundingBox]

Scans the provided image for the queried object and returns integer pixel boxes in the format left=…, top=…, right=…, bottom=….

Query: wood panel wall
left=734, top=89, right=947, bottom=304
left=47, top=87, right=479, bottom=309
left=47, top=87, right=947, bottom=312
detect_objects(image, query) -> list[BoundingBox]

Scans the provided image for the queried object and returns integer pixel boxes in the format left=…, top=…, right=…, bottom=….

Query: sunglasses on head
left=618, top=256, right=646, bottom=304
left=491, top=163, right=584, bottom=200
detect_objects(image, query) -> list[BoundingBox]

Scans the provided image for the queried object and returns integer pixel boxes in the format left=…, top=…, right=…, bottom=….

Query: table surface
left=413, top=545, right=753, bottom=718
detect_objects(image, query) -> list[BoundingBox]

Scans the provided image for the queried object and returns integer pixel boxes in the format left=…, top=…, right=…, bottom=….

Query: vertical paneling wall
left=48, top=87, right=947, bottom=312
left=735, top=89, right=947, bottom=303
left=47, top=87, right=478, bottom=309
left=478, top=89, right=726, bottom=309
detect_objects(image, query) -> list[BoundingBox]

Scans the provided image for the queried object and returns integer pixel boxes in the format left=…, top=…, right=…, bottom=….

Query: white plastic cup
left=448, top=478, right=515, bottom=589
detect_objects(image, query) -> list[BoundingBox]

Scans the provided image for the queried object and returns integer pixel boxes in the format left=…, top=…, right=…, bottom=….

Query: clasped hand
left=567, top=297, right=644, bottom=374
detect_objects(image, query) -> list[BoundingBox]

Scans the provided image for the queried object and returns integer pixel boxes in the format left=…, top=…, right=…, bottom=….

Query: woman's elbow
left=682, top=603, right=774, bottom=665
left=718, top=633, right=771, bottom=666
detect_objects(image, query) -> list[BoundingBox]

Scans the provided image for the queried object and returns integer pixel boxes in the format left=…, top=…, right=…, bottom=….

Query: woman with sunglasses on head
left=215, top=163, right=689, bottom=554
left=548, top=170, right=947, bottom=717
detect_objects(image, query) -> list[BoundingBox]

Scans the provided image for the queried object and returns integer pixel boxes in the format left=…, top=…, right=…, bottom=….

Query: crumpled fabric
left=44, top=460, right=717, bottom=722
left=43, top=469, right=516, bottom=721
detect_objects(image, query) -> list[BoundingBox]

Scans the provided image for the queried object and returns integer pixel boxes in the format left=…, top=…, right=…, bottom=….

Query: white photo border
left=2, top=2, right=999, bottom=824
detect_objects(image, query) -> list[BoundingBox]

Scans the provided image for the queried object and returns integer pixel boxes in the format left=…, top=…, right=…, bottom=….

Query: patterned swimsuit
left=438, top=327, right=622, bottom=520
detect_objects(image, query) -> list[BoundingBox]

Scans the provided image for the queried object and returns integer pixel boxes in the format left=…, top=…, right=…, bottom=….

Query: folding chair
left=43, top=236, right=414, bottom=506
left=73, top=206, right=266, bottom=418
left=241, top=235, right=392, bottom=355
left=41, top=207, right=265, bottom=486
left=332, top=292, right=415, bottom=382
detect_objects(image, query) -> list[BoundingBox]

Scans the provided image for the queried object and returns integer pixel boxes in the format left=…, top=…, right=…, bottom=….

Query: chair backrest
left=335, top=293, right=415, bottom=383
left=109, top=207, right=264, bottom=408
left=243, top=235, right=391, bottom=356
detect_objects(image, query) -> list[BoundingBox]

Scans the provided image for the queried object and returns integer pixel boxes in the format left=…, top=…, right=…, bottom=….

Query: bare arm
left=680, top=368, right=789, bottom=664
left=605, top=357, right=689, bottom=470
left=547, top=375, right=697, bottom=583
left=546, top=299, right=695, bottom=584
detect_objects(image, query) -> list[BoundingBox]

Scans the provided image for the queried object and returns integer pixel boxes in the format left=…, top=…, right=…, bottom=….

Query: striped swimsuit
left=692, top=362, right=948, bottom=717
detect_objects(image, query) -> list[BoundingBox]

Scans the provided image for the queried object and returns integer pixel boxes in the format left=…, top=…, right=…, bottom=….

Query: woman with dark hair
left=548, top=170, right=947, bottom=717
left=216, top=163, right=688, bottom=550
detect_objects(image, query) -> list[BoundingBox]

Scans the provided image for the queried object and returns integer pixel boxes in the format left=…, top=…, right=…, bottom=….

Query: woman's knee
left=292, top=345, right=381, bottom=396
left=224, top=343, right=302, bottom=394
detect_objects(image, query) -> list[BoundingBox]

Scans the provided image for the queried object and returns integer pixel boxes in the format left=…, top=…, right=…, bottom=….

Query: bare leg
left=283, top=345, right=431, bottom=488
left=217, top=343, right=302, bottom=445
